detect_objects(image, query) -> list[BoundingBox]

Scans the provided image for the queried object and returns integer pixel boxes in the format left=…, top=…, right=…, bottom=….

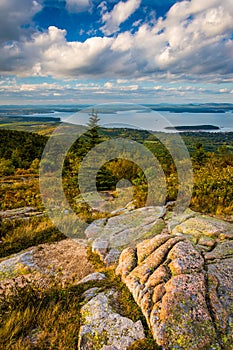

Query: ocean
left=1, top=104, right=232, bottom=133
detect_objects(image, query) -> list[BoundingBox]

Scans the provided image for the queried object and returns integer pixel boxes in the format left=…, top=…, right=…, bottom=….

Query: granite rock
left=78, top=290, right=145, bottom=350
left=116, top=216, right=233, bottom=349
left=86, top=206, right=166, bottom=262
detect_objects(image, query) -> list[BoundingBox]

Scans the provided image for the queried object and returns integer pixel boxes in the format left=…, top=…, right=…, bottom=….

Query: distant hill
left=146, top=103, right=233, bottom=113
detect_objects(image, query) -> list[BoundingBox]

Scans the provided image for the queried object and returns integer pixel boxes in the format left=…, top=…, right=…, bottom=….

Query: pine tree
left=192, top=142, right=207, bottom=166
left=86, top=109, right=101, bottom=149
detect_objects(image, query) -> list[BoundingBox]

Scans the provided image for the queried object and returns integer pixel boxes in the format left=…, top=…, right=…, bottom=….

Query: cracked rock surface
left=116, top=210, right=233, bottom=349
left=86, top=206, right=165, bottom=254
left=78, top=289, right=145, bottom=350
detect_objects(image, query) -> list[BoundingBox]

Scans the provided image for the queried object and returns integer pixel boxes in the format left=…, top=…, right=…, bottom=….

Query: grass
left=127, top=336, right=161, bottom=349
left=0, top=216, right=66, bottom=259
left=0, top=277, right=83, bottom=350
left=0, top=249, right=161, bottom=350
left=0, top=177, right=42, bottom=211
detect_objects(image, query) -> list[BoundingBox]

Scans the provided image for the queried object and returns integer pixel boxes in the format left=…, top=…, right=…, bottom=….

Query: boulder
left=116, top=214, right=233, bottom=349
left=78, top=272, right=106, bottom=284
left=0, top=248, right=37, bottom=280
left=78, top=290, right=145, bottom=350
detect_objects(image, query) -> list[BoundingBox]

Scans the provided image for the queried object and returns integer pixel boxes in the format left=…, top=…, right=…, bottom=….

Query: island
left=165, top=124, right=220, bottom=131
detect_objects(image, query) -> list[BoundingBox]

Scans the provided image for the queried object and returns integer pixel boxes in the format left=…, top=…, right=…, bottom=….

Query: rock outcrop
left=0, top=239, right=94, bottom=290
left=75, top=271, right=146, bottom=350
left=1, top=205, right=232, bottom=349
left=0, top=207, right=44, bottom=221
left=116, top=210, right=233, bottom=349
left=86, top=206, right=166, bottom=263
left=79, top=289, right=145, bottom=350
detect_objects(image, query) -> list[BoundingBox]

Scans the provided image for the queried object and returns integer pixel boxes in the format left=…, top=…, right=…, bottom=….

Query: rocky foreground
left=0, top=206, right=233, bottom=349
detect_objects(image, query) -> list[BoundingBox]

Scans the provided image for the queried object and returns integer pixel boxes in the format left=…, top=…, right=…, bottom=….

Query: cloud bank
left=0, top=0, right=232, bottom=84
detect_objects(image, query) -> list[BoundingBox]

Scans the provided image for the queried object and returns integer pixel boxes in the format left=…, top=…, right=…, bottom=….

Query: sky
left=0, top=0, right=233, bottom=105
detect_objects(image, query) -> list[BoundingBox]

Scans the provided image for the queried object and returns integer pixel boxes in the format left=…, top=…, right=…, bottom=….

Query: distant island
left=0, top=115, right=61, bottom=123
left=165, top=125, right=220, bottom=131
left=147, top=103, right=233, bottom=113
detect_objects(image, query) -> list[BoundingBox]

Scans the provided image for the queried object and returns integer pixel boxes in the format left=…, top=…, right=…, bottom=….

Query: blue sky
left=0, top=0, right=232, bottom=104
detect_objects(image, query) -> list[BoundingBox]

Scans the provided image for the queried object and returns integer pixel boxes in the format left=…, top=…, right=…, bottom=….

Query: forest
left=0, top=124, right=233, bottom=218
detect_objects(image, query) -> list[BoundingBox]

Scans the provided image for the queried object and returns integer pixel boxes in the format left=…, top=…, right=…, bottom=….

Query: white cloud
left=66, top=0, right=92, bottom=13
left=0, top=82, right=68, bottom=93
left=0, top=78, right=231, bottom=104
left=98, top=1, right=108, bottom=16
left=0, top=0, right=41, bottom=43
left=104, top=82, right=114, bottom=89
left=127, top=85, right=138, bottom=91
left=103, top=81, right=139, bottom=91
left=101, top=0, right=141, bottom=35
left=117, top=79, right=128, bottom=84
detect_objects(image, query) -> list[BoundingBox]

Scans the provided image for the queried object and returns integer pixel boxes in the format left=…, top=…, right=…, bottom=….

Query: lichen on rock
left=78, top=290, right=145, bottom=350
left=116, top=212, right=233, bottom=349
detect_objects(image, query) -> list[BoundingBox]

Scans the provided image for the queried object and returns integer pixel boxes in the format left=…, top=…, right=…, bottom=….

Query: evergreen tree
left=86, top=109, right=101, bottom=148
left=192, top=142, right=207, bottom=166
left=70, top=109, right=101, bottom=158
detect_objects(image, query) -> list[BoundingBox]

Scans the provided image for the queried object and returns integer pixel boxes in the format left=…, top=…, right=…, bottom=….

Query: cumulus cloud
left=0, top=26, right=123, bottom=77
left=101, top=0, right=141, bottom=35
left=0, top=82, right=65, bottom=93
left=66, top=0, right=92, bottom=13
left=0, top=77, right=231, bottom=104
left=0, top=0, right=232, bottom=84
left=0, top=0, right=41, bottom=43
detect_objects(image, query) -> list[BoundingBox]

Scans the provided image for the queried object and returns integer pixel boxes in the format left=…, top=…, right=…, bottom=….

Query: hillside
left=0, top=127, right=232, bottom=349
